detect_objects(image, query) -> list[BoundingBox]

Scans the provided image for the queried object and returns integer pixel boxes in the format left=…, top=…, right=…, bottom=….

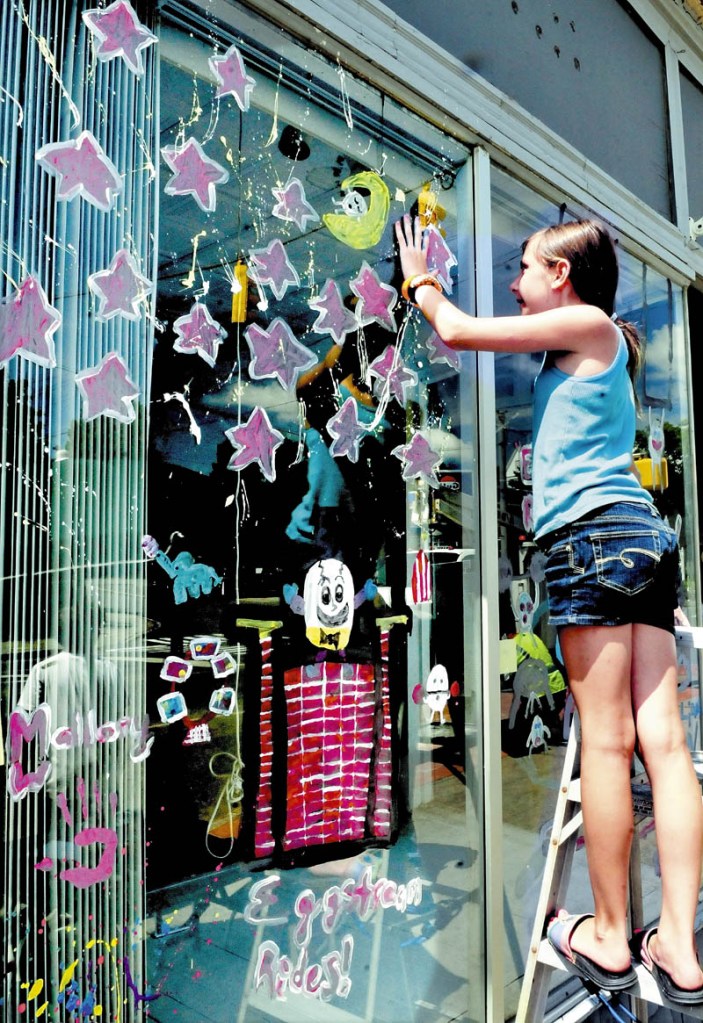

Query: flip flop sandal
left=630, top=927, right=703, bottom=1006
left=547, top=910, right=637, bottom=992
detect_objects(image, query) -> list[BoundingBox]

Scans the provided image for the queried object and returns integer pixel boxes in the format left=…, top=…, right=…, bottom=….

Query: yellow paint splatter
left=59, top=959, right=79, bottom=992
left=16, top=1, right=80, bottom=128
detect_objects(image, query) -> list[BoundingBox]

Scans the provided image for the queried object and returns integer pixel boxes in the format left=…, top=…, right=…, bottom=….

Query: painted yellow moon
left=323, top=171, right=390, bottom=250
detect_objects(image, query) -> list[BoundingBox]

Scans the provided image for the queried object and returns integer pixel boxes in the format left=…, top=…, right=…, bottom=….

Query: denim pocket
left=589, top=528, right=662, bottom=595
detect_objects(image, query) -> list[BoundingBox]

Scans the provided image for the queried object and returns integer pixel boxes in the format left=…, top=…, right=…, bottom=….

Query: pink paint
left=59, top=826, right=119, bottom=889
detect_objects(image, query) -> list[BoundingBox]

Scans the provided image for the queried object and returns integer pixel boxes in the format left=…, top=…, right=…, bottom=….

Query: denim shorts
left=539, top=501, right=679, bottom=633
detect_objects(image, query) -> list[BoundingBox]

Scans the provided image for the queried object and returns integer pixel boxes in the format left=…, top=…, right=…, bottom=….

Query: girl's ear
left=550, top=257, right=571, bottom=290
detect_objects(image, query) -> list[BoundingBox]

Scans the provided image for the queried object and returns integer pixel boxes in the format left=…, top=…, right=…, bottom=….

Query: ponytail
left=613, top=316, right=643, bottom=387
left=533, top=219, right=644, bottom=388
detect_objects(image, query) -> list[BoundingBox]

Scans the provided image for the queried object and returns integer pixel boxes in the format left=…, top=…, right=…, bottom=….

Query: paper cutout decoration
left=326, top=396, right=367, bottom=462
left=209, top=43, right=256, bottom=110
left=36, top=130, right=122, bottom=212
left=308, top=279, right=357, bottom=345
left=271, top=178, right=320, bottom=232
left=425, top=225, right=458, bottom=293
left=173, top=301, right=227, bottom=367
left=82, top=0, right=157, bottom=77
left=244, top=318, right=315, bottom=390
left=426, top=330, right=461, bottom=371
left=76, top=352, right=139, bottom=422
left=368, top=345, right=418, bottom=406
left=225, top=406, right=284, bottom=482
left=0, top=275, right=60, bottom=368
left=411, top=550, right=431, bottom=604
left=248, top=239, right=299, bottom=300
left=349, top=262, right=397, bottom=332
left=391, top=432, right=442, bottom=488
left=88, top=248, right=153, bottom=321
left=161, top=137, right=229, bottom=213
left=323, top=170, right=390, bottom=249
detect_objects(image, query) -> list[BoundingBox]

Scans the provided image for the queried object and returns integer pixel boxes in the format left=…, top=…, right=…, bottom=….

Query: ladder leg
left=515, top=724, right=583, bottom=1023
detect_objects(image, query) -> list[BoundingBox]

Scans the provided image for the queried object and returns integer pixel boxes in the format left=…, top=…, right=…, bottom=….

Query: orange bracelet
left=401, top=273, right=442, bottom=306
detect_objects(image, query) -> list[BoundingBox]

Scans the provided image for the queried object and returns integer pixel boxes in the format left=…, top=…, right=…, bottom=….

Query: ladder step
left=536, top=938, right=703, bottom=1016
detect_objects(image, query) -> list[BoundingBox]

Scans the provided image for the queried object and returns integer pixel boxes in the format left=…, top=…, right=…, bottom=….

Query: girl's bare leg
left=632, top=623, right=703, bottom=990
left=559, top=624, right=636, bottom=972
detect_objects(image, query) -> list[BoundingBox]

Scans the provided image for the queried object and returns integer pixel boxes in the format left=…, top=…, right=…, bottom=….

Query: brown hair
left=532, top=219, right=643, bottom=383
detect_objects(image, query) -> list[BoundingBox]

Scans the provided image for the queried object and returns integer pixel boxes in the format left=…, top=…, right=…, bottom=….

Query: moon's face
left=303, top=558, right=355, bottom=650
left=323, top=171, right=390, bottom=250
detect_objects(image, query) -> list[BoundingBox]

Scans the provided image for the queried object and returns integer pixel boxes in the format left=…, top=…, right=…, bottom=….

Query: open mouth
left=317, top=606, right=349, bottom=627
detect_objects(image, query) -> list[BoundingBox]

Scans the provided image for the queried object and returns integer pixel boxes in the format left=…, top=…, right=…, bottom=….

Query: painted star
left=326, top=397, right=367, bottom=463
left=350, top=261, right=397, bottom=332
left=271, top=178, right=320, bottom=232
left=82, top=0, right=158, bottom=77
left=161, top=137, right=229, bottom=213
left=426, top=330, right=461, bottom=371
left=0, top=275, right=60, bottom=368
left=209, top=44, right=256, bottom=111
left=225, top=406, right=284, bottom=482
left=36, top=130, right=122, bottom=212
left=248, top=239, right=299, bottom=301
left=88, top=248, right=153, bottom=321
left=173, top=302, right=227, bottom=367
left=368, top=345, right=418, bottom=406
left=308, top=278, right=356, bottom=344
left=425, top=226, right=457, bottom=293
left=244, top=318, right=316, bottom=390
left=76, top=352, right=139, bottom=423
left=391, top=432, right=442, bottom=488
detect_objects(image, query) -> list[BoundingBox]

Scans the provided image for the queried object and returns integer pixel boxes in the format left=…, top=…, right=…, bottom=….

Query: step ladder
left=515, top=719, right=703, bottom=1022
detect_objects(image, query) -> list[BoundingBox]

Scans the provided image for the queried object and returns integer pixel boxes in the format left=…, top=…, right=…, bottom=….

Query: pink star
left=248, top=239, right=299, bottom=301
left=209, top=44, right=256, bottom=111
left=173, top=302, right=227, bottom=368
left=391, top=433, right=442, bottom=488
left=244, top=318, right=316, bottom=390
left=82, top=0, right=157, bottom=77
left=326, top=397, right=367, bottom=462
left=426, top=331, right=461, bottom=371
left=36, top=130, right=122, bottom=212
left=308, top=279, right=356, bottom=344
left=161, top=137, right=229, bottom=213
left=368, top=345, right=418, bottom=406
left=225, top=406, right=284, bottom=482
left=76, top=352, right=139, bottom=422
left=349, top=262, right=397, bottom=332
left=425, top=227, right=457, bottom=293
left=88, top=248, right=152, bottom=322
left=272, top=178, right=319, bottom=232
left=0, top=275, right=60, bottom=368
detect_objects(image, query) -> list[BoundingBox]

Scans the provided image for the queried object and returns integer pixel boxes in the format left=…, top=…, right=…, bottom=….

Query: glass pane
left=148, top=5, right=482, bottom=1020
left=491, top=167, right=701, bottom=1018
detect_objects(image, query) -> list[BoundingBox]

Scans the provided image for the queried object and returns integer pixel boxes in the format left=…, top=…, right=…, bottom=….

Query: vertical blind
left=1, top=0, right=157, bottom=1016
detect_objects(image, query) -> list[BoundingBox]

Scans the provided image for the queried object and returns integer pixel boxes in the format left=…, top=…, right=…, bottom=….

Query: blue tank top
left=531, top=329, right=652, bottom=540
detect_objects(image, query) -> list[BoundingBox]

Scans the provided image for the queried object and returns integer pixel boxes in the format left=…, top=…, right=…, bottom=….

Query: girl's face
left=510, top=235, right=562, bottom=315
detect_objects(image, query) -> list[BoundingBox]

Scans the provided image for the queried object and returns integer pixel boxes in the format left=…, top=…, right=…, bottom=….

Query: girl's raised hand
left=395, top=214, right=430, bottom=280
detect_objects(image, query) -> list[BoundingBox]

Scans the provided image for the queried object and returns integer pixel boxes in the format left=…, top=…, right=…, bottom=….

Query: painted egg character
left=424, top=663, right=451, bottom=724
left=303, top=558, right=355, bottom=651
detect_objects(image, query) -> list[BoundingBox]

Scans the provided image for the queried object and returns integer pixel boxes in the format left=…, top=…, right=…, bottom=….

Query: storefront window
left=491, top=169, right=700, bottom=1017
left=147, top=4, right=483, bottom=1019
